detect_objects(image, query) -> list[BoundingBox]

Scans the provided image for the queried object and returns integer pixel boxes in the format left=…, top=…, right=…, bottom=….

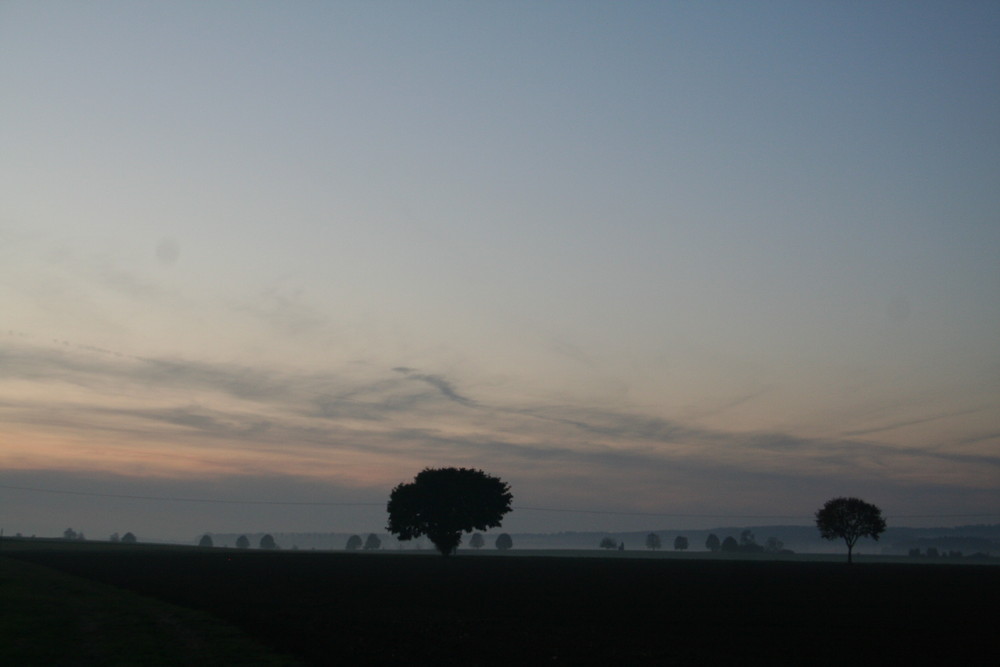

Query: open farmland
left=4, top=541, right=997, bottom=665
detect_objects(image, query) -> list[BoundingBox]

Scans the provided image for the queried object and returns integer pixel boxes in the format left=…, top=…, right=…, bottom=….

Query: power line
left=1, top=483, right=996, bottom=521
left=0, top=483, right=382, bottom=507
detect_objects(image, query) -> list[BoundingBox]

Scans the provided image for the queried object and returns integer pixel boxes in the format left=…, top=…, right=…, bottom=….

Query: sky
left=1, top=1, right=998, bottom=542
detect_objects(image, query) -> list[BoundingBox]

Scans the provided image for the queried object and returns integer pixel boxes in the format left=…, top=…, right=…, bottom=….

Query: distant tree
left=345, top=534, right=363, bottom=551
left=364, top=533, right=382, bottom=550
left=109, top=532, right=120, bottom=543
left=815, top=497, right=887, bottom=564
left=764, top=536, right=784, bottom=553
left=469, top=532, right=485, bottom=549
left=259, top=534, right=278, bottom=549
left=926, top=547, right=939, bottom=558
left=674, top=536, right=689, bottom=551
left=721, top=536, right=739, bottom=553
left=386, top=467, right=513, bottom=556
left=645, top=533, right=662, bottom=550
left=600, top=537, right=618, bottom=550
left=236, top=535, right=250, bottom=549
left=705, top=534, right=721, bottom=552
left=495, top=532, right=513, bottom=551
left=63, top=528, right=77, bottom=540
left=738, top=530, right=763, bottom=553
left=121, top=532, right=137, bottom=544
left=198, top=534, right=213, bottom=548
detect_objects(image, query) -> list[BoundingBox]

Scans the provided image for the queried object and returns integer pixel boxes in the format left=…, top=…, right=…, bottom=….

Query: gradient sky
left=2, top=1, right=998, bottom=541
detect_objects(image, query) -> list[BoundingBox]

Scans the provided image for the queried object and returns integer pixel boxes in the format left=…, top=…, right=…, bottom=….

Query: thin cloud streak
left=2, top=339, right=996, bottom=501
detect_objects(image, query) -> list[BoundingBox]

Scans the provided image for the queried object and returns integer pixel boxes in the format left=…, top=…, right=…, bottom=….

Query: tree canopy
left=386, top=467, right=513, bottom=556
left=815, top=497, right=887, bottom=564
left=645, top=533, right=661, bottom=550
left=495, top=533, right=513, bottom=551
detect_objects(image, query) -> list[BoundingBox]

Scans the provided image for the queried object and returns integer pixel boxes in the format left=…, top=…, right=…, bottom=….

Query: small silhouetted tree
left=705, top=534, right=721, bottom=552
left=198, top=534, right=213, bottom=548
left=469, top=532, right=485, bottom=549
left=386, top=467, right=513, bottom=556
left=345, top=534, right=362, bottom=551
left=764, top=536, right=783, bottom=553
left=815, top=497, right=887, bottom=564
left=364, top=533, right=382, bottom=550
left=495, top=532, right=513, bottom=550
left=674, top=536, right=689, bottom=551
left=63, top=528, right=77, bottom=540
left=739, top=530, right=763, bottom=553
left=109, top=532, right=120, bottom=543
left=236, top=535, right=250, bottom=549
left=646, top=533, right=662, bottom=550
left=121, top=532, right=137, bottom=544
left=259, top=534, right=277, bottom=549
left=721, top=536, right=739, bottom=552
left=600, top=537, right=618, bottom=549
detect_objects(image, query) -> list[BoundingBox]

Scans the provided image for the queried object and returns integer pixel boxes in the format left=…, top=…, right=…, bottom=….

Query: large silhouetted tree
left=364, top=533, right=382, bottom=550
left=345, top=534, right=362, bottom=551
left=198, top=534, right=213, bottom=548
left=495, top=533, right=513, bottom=550
left=469, top=532, right=485, bottom=549
left=674, top=535, right=689, bottom=551
left=815, top=497, right=887, bottom=564
left=645, top=533, right=661, bottom=550
left=386, top=467, right=513, bottom=556
left=259, top=534, right=278, bottom=550
left=705, top=534, right=721, bottom=552
left=236, top=535, right=250, bottom=549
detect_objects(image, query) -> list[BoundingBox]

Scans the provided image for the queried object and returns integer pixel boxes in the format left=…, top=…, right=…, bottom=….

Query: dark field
left=4, top=542, right=997, bottom=665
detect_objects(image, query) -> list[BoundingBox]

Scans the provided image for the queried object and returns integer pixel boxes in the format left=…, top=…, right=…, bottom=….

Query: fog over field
left=1, top=2, right=998, bottom=540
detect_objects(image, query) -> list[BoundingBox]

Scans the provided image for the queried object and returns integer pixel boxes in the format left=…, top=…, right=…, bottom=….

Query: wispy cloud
left=2, top=337, right=997, bottom=501
left=392, top=367, right=477, bottom=407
